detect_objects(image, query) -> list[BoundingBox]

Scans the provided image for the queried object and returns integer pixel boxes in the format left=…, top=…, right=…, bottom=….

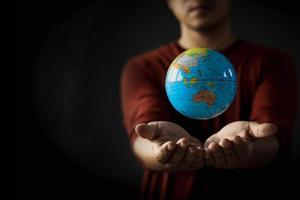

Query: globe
left=165, top=48, right=237, bottom=120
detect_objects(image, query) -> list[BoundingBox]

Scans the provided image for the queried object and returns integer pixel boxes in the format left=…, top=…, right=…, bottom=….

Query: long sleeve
left=250, top=50, right=298, bottom=149
left=120, top=58, right=171, bottom=144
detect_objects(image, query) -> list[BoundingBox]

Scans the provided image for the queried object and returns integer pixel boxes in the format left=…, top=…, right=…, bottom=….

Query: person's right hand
left=135, top=121, right=204, bottom=172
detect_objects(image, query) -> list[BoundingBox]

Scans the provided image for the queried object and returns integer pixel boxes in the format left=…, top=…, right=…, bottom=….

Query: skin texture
left=204, top=121, right=279, bottom=169
left=134, top=121, right=205, bottom=172
left=133, top=121, right=279, bottom=171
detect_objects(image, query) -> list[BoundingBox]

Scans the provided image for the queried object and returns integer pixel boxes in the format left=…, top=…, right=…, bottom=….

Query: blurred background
left=19, top=0, right=299, bottom=199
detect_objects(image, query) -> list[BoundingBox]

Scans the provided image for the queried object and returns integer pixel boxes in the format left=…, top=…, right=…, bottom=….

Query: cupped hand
left=135, top=121, right=204, bottom=172
left=203, top=121, right=277, bottom=169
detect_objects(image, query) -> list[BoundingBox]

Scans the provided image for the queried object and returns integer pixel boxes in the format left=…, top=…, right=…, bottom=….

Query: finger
left=168, top=138, right=189, bottom=166
left=208, top=142, right=226, bottom=168
left=191, top=146, right=205, bottom=169
left=190, top=137, right=203, bottom=147
left=232, top=136, right=251, bottom=162
left=204, top=148, right=215, bottom=166
left=249, top=122, right=277, bottom=138
left=238, top=130, right=253, bottom=142
left=135, top=122, right=160, bottom=141
left=219, top=139, right=239, bottom=169
left=203, top=135, right=219, bottom=148
left=180, top=144, right=198, bottom=171
left=156, top=141, right=176, bottom=164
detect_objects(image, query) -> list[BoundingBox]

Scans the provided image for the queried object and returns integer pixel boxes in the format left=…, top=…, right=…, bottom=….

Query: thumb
left=135, top=122, right=159, bottom=141
left=249, top=122, right=277, bottom=138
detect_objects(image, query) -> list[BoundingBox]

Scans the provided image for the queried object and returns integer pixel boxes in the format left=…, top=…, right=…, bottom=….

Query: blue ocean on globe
left=165, top=48, right=237, bottom=120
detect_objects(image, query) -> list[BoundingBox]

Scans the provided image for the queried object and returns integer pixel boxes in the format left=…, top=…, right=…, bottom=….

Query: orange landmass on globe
left=193, top=90, right=216, bottom=106
left=173, top=63, right=190, bottom=73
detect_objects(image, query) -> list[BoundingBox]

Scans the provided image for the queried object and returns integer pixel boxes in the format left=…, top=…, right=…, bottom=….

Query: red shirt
left=120, top=40, right=298, bottom=200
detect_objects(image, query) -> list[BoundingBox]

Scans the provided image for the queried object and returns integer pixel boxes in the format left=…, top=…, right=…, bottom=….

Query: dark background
left=19, top=0, right=300, bottom=199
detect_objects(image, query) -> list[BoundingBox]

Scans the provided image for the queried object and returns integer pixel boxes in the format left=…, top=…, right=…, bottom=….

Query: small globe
left=165, top=48, right=237, bottom=120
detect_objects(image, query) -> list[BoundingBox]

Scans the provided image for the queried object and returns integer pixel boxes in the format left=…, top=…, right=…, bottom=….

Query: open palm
left=203, top=121, right=277, bottom=169
left=135, top=121, right=204, bottom=171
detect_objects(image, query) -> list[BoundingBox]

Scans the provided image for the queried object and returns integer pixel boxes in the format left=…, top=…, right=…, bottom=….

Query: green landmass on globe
left=165, top=48, right=237, bottom=120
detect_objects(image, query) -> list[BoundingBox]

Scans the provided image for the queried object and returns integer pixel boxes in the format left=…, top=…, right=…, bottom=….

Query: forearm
left=133, top=136, right=166, bottom=171
left=241, top=136, right=279, bottom=169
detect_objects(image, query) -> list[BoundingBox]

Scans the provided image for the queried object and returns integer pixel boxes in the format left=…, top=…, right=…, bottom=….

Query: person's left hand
left=203, top=121, right=277, bottom=169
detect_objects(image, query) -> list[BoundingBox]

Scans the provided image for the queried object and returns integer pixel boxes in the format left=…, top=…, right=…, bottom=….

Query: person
left=120, top=0, right=298, bottom=199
